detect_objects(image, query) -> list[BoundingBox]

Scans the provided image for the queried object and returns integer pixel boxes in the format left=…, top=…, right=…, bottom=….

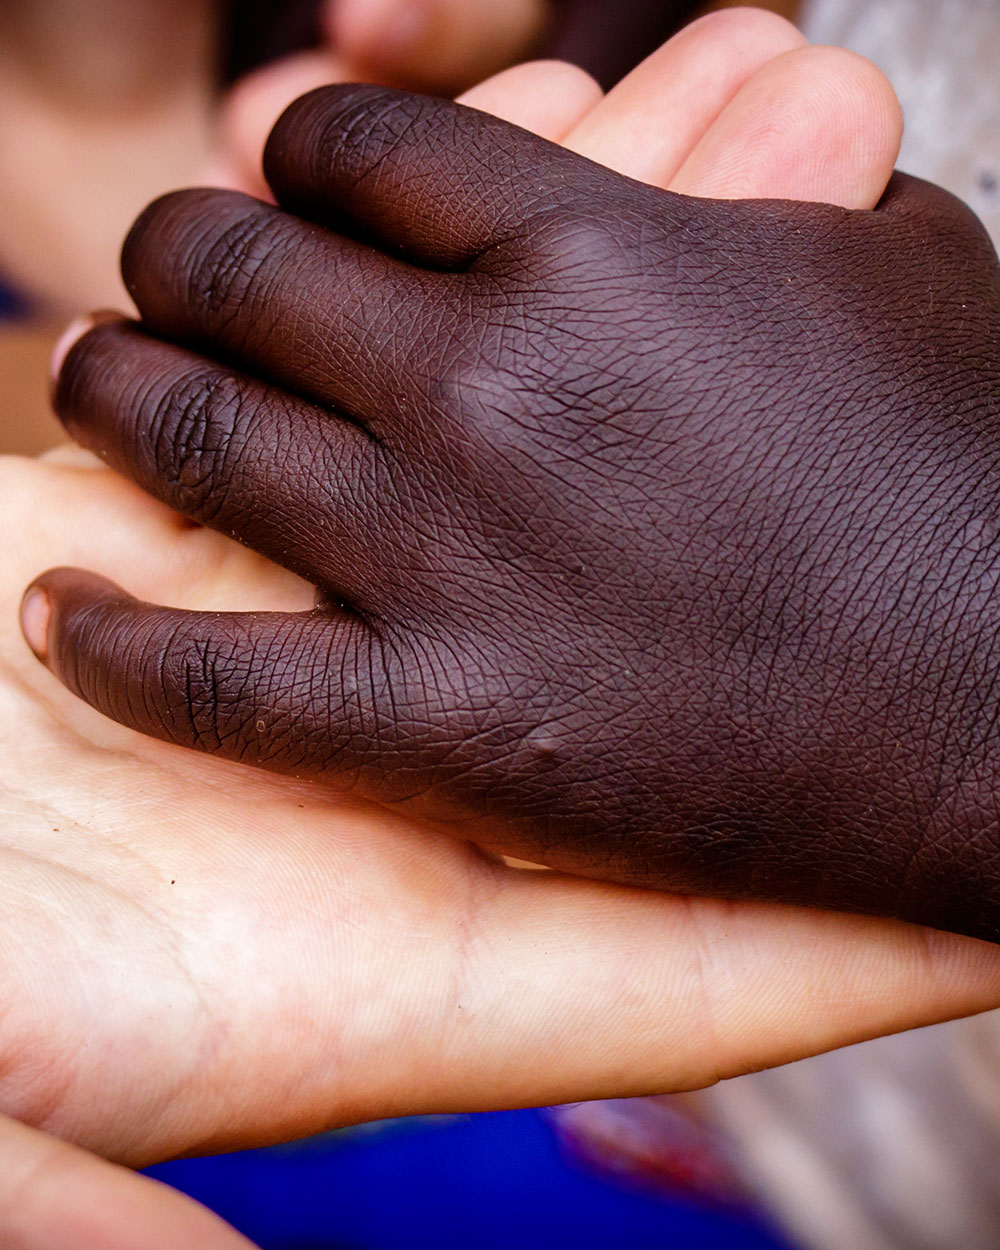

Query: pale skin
left=0, top=0, right=548, bottom=313
left=3, top=13, right=997, bottom=1247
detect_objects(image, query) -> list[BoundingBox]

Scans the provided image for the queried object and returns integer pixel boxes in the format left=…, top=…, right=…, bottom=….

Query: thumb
left=0, top=1114, right=255, bottom=1249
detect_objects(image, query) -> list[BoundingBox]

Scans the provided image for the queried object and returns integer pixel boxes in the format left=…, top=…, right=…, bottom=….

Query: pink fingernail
left=20, top=587, right=51, bottom=663
left=49, top=309, right=126, bottom=393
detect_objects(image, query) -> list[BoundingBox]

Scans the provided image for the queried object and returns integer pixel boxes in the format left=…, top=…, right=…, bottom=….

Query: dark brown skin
left=34, top=85, right=1000, bottom=942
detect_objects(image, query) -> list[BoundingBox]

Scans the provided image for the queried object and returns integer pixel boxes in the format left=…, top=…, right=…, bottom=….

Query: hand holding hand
left=35, top=36, right=1000, bottom=942
left=6, top=17, right=988, bottom=1250
left=7, top=22, right=993, bottom=1173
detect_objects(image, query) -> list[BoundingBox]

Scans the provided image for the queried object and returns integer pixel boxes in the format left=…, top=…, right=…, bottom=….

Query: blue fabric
left=0, top=277, right=28, bottom=320
left=147, top=1108, right=794, bottom=1250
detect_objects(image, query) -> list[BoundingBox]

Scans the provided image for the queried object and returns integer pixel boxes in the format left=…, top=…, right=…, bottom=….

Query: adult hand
left=4, top=449, right=998, bottom=1165
left=0, top=0, right=688, bottom=316
left=8, top=21, right=981, bottom=1245
left=36, top=3, right=1000, bottom=948
left=217, top=6, right=813, bottom=198
left=8, top=20, right=994, bottom=1172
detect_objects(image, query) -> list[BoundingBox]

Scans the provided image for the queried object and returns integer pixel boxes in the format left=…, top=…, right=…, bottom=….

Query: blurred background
left=3, top=1, right=1000, bottom=1247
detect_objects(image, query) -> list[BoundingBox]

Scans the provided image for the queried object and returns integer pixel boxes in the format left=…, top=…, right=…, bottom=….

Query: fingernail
left=49, top=309, right=125, bottom=395
left=20, top=586, right=51, bottom=664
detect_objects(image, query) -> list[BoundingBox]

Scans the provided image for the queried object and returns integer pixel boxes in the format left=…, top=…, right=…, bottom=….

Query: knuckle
left=184, top=208, right=293, bottom=339
left=146, top=369, right=253, bottom=522
left=280, top=84, right=434, bottom=186
left=161, top=622, right=255, bottom=752
left=927, top=195, right=998, bottom=272
left=156, top=618, right=302, bottom=765
left=160, top=618, right=373, bottom=771
left=884, top=175, right=999, bottom=276
left=427, top=348, right=503, bottom=423
left=517, top=207, right=637, bottom=284
left=422, top=339, right=555, bottom=470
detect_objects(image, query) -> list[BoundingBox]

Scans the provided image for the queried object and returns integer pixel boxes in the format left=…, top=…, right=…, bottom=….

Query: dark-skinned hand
left=29, top=83, right=1000, bottom=943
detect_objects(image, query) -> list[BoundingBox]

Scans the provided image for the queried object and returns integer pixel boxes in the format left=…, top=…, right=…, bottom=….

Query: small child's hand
left=33, top=70, right=1000, bottom=942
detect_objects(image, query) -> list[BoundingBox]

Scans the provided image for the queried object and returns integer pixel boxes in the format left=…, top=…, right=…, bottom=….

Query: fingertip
left=679, top=5, right=806, bottom=51
left=671, top=44, right=903, bottom=210
left=563, top=3, right=805, bottom=185
left=50, top=318, right=95, bottom=389
left=331, top=0, right=547, bottom=93
left=21, top=568, right=131, bottom=676
left=820, top=44, right=903, bottom=191
left=50, top=315, right=146, bottom=449
left=803, top=45, right=903, bottom=209
left=261, top=82, right=368, bottom=182
left=330, top=0, right=431, bottom=69
left=20, top=584, right=51, bottom=664
left=457, top=60, right=603, bottom=142
left=220, top=50, right=350, bottom=201
left=787, top=45, right=902, bottom=199
left=50, top=310, right=128, bottom=399
left=119, top=186, right=262, bottom=322
left=121, top=187, right=224, bottom=284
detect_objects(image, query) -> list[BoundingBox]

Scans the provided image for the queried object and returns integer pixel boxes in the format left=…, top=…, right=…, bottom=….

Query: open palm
left=1, top=21, right=998, bottom=1245
left=3, top=450, right=998, bottom=1173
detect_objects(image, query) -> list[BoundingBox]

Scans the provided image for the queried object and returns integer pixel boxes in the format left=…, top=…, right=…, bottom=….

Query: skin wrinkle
left=66, top=326, right=386, bottom=607
left=125, top=195, right=440, bottom=438
left=147, top=201, right=289, bottom=355
left=33, top=84, right=1000, bottom=942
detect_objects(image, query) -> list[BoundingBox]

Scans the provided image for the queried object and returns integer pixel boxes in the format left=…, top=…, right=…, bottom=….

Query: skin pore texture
left=28, top=14, right=1000, bottom=948
left=3, top=13, right=999, bottom=1247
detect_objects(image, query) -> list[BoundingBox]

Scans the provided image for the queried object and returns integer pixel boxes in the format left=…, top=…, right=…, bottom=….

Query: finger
left=443, top=870, right=1000, bottom=1112
left=10, top=456, right=997, bottom=1163
left=20, top=568, right=389, bottom=780
left=263, top=83, right=599, bottom=267
left=541, top=0, right=692, bottom=91
left=562, top=8, right=805, bottom=185
left=329, top=0, right=548, bottom=94
left=120, top=186, right=443, bottom=423
left=218, top=49, right=354, bottom=200
left=0, top=454, right=314, bottom=617
left=670, top=46, right=902, bottom=209
left=54, top=319, right=385, bottom=608
left=457, top=60, right=603, bottom=142
left=0, top=1114, right=254, bottom=1250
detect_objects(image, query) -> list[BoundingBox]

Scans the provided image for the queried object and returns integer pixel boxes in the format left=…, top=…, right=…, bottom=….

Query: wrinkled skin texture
left=41, top=85, right=1000, bottom=942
